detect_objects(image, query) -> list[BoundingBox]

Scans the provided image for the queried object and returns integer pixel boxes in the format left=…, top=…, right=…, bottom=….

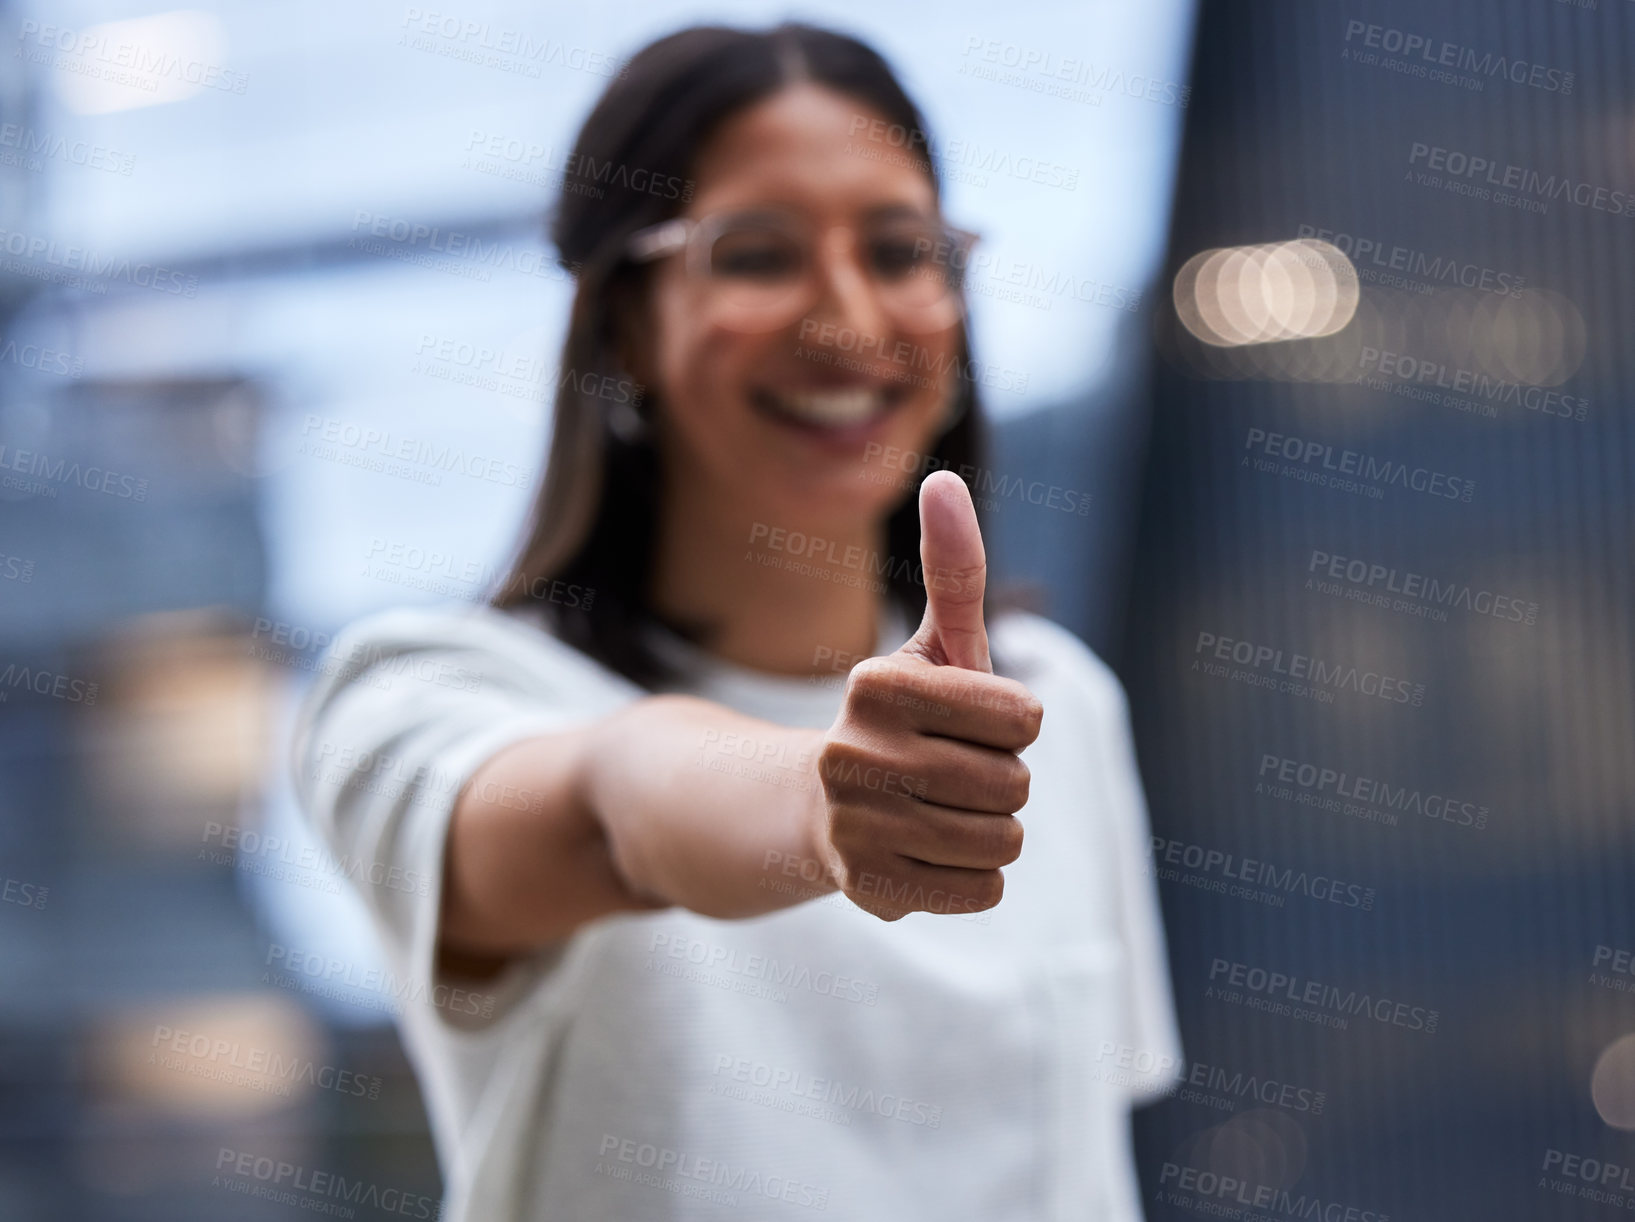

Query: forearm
left=440, top=694, right=833, bottom=957
left=582, top=693, right=836, bottom=919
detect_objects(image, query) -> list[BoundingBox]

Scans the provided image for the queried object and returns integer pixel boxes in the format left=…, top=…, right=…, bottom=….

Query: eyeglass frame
left=622, top=208, right=981, bottom=332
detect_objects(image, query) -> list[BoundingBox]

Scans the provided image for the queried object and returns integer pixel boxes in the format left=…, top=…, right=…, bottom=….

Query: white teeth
left=770, top=387, right=884, bottom=426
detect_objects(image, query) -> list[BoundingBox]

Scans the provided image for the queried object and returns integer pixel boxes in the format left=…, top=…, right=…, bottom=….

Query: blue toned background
left=6, top=1, right=1633, bottom=1219
left=0, top=1, right=1194, bottom=1217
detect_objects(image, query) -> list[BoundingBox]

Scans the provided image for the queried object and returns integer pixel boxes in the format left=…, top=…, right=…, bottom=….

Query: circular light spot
left=1175, top=240, right=1359, bottom=348
left=1592, top=1033, right=1635, bottom=1130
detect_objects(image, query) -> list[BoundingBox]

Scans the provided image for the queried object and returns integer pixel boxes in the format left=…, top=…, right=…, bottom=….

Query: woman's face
left=639, top=82, right=966, bottom=533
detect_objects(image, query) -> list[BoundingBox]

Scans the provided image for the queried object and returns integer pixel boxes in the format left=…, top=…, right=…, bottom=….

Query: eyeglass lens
left=700, top=214, right=968, bottom=329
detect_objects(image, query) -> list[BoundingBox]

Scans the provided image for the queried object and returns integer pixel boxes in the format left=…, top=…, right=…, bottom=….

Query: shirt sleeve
left=1096, top=673, right=1185, bottom=1105
left=288, top=604, right=641, bottom=1035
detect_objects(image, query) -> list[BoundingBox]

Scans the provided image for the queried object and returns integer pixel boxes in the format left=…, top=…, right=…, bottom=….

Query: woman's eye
left=711, top=234, right=803, bottom=280
left=868, top=234, right=932, bottom=278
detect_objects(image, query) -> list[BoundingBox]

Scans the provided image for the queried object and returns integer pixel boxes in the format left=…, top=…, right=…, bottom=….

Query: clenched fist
left=808, top=470, right=1044, bottom=921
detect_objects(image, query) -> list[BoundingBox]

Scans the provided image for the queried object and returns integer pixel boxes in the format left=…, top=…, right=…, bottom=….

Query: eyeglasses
left=625, top=208, right=979, bottom=334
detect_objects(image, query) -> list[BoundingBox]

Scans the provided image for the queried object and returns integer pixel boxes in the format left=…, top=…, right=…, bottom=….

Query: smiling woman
left=292, top=21, right=1181, bottom=1222
left=492, top=24, right=990, bottom=686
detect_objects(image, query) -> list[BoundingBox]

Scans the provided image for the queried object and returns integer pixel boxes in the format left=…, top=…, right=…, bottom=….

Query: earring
left=607, top=395, right=648, bottom=443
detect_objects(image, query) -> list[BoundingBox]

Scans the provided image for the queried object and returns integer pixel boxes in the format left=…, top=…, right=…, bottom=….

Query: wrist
left=794, top=728, right=841, bottom=894
left=574, top=702, right=658, bottom=899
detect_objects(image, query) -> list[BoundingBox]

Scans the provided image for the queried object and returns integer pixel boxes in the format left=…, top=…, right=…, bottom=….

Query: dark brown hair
left=491, top=21, right=989, bottom=687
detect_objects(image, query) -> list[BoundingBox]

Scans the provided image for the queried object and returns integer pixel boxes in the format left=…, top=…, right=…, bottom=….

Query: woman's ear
left=604, top=275, right=659, bottom=443
left=608, top=275, right=658, bottom=395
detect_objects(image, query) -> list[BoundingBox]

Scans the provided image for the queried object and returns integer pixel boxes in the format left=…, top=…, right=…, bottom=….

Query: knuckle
left=847, top=887, right=904, bottom=922
left=946, top=675, right=1042, bottom=745
left=985, top=871, right=1005, bottom=907
left=962, top=813, right=1020, bottom=866
left=993, top=816, right=1024, bottom=865
left=1008, top=758, right=1032, bottom=809
left=990, top=678, right=1042, bottom=739
left=1016, top=690, right=1044, bottom=738
left=981, top=756, right=1030, bottom=811
left=962, top=871, right=1004, bottom=911
left=816, top=737, right=871, bottom=792
left=844, top=656, right=897, bottom=706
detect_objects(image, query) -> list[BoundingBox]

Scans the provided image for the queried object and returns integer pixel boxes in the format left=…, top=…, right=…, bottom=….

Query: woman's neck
left=650, top=476, right=885, bottom=677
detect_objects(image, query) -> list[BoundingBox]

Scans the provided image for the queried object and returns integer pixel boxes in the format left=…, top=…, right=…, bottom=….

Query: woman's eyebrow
left=860, top=203, right=936, bottom=223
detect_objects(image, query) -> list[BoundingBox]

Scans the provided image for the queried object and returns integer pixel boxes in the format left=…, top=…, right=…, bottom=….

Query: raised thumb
left=899, top=470, right=990, bottom=673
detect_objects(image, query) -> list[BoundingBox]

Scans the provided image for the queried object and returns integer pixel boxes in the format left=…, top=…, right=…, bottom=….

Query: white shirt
left=291, top=600, right=1182, bottom=1221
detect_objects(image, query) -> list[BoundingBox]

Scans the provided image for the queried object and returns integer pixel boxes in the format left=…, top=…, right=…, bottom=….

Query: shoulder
left=311, top=602, right=644, bottom=707
left=325, top=601, right=529, bottom=650
left=989, top=609, right=1129, bottom=722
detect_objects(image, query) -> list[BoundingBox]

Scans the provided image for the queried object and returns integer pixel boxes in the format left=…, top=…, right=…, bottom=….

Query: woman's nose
left=803, top=228, right=891, bottom=339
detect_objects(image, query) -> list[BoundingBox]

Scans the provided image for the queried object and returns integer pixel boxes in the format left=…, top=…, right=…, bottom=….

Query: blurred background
left=0, top=0, right=1629, bottom=1219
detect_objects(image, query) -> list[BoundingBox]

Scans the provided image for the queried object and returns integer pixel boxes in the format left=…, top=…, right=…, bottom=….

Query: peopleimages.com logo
left=1243, top=427, right=1476, bottom=502
left=213, top=1147, right=439, bottom=1218
left=1406, top=142, right=1634, bottom=216
left=1193, top=630, right=1427, bottom=707
left=1148, top=835, right=1376, bottom=910
left=1207, top=957, right=1439, bottom=1033
left=1343, top=19, right=1574, bottom=93
left=1157, top=1162, right=1390, bottom=1222
left=1257, top=753, right=1490, bottom=830
left=0, top=227, right=197, bottom=296
left=1295, top=224, right=1525, bottom=296
left=1306, top=549, right=1540, bottom=624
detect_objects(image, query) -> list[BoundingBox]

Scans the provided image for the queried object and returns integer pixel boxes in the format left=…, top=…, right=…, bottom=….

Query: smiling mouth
left=750, top=383, right=909, bottom=430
